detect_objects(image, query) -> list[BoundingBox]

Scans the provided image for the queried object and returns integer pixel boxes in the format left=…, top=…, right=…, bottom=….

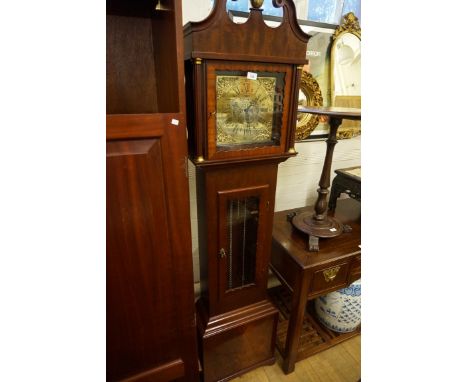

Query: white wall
left=182, top=0, right=212, bottom=25
left=275, top=137, right=360, bottom=212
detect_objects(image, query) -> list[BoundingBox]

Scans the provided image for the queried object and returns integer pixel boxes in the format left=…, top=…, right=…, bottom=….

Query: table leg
left=328, top=175, right=342, bottom=211
left=282, top=272, right=311, bottom=374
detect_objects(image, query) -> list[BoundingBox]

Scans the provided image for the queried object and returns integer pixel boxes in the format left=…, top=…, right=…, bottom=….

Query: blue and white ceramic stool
left=314, top=279, right=361, bottom=333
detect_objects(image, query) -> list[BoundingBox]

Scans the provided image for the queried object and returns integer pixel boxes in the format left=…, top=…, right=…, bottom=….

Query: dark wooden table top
left=297, top=106, right=361, bottom=120
left=272, top=198, right=361, bottom=269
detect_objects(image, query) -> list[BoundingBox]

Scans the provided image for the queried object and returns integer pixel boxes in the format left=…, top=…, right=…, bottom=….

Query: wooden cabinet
left=106, top=1, right=198, bottom=381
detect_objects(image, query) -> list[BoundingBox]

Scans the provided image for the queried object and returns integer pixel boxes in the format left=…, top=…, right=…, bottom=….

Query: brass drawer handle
left=219, top=248, right=226, bottom=258
left=323, top=266, right=341, bottom=282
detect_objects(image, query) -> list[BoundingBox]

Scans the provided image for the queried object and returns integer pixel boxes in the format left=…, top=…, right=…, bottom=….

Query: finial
left=250, top=0, right=264, bottom=9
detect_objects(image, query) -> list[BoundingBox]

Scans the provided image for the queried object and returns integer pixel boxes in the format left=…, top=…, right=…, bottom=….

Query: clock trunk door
left=217, top=185, right=270, bottom=310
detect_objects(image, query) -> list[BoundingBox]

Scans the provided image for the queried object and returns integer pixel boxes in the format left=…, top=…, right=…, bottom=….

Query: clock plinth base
left=196, top=299, right=278, bottom=382
left=292, top=211, right=344, bottom=252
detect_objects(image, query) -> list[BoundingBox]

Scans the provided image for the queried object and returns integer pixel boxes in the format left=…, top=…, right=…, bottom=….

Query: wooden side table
left=329, top=166, right=361, bottom=211
left=269, top=198, right=361, bottom=374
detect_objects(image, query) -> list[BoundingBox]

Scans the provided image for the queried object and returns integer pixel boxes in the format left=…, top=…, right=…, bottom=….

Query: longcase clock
left=184, top=1, right=309, bottom=381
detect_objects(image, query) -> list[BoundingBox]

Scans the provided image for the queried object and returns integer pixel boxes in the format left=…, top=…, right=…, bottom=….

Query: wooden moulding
left=106, top=113, right=185, bottom=140
left=191, top=152, right=296, bottom=168
left=119, top=359, right=185, bottom=382
left=184, top=0, right=309, bottom=64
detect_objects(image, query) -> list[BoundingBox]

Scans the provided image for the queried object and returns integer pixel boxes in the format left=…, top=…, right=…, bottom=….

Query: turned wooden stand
left=292, top=106, right=361, bottom=251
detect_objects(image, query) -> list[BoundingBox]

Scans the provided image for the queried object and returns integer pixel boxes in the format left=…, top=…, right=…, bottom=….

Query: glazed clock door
left=217, top=185, right=270, bottom=311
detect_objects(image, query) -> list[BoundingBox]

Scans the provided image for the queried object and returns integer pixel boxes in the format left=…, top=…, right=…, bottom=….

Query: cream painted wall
left=181, top=0, right=361, bottom=282
left=274, top=137, right=361, bottom=212
left=182, top=0, right=212, bottom=25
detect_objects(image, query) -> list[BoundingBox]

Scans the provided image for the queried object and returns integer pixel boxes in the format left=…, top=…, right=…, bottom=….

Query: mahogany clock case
left=186, top=60, right=295, bottom=163
left=197, top=298, right=278, bottom=382
left=184, top=1, right=310, bottom=381
left=194, top=160, right=283, bottom=381
left=195, top=161, right=282, bottom=315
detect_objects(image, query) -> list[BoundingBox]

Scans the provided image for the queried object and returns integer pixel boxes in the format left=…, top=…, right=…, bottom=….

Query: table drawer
left=308, top=262, right=350, bottom=298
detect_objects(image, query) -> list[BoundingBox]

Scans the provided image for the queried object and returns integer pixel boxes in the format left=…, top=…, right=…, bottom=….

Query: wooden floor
left=231, top=335, right=360, bottom=382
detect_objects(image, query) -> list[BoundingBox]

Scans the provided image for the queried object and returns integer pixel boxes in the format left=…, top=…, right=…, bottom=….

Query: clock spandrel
left=215, top=71, right=285, bottom=148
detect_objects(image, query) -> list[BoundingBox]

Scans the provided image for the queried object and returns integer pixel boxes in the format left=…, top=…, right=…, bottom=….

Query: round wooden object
left=292, top=211, right=343, bottom=238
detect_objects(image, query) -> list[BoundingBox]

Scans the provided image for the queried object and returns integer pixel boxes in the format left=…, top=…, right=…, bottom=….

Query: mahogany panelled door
left=184, top=1, right=309, bottom=380
left=107, top=1, right=198, bottom=381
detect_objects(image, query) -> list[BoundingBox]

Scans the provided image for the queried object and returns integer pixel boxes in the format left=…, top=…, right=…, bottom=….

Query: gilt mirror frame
left=330, top=12, right=361, bottom=139
left=295, top=70, right=323, bottom=140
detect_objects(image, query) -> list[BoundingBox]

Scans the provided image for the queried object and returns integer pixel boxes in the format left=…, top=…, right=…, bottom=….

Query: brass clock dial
left=215, top=72, right=283, bottom=147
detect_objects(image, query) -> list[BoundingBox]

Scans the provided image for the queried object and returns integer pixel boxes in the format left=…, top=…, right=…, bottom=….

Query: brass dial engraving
left=215, top=75, right=279, bottom=146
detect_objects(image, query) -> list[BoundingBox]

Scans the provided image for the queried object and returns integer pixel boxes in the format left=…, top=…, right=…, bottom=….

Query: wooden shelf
left=268, top=286, right=360, bottom=362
